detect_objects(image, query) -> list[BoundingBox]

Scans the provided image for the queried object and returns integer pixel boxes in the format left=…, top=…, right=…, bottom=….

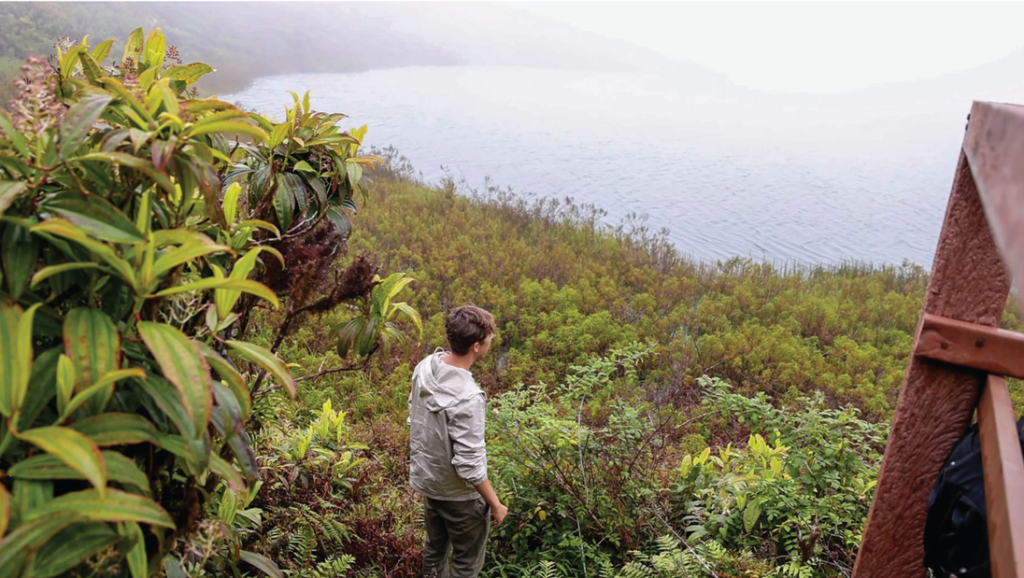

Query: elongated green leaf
left=120, top=521, right=147, bottom=578
left=151, top=229, right=220, bottom=248
left=195, top=341, right=250, bottom=421
left=75, top=151, right=174, bottom=196
left=223, top=182, right=243, bottom=225
left=274, top=173, right=298, bottom=231
left=32, top=220, right=136, bottom=286
left=226, top=340, right=295, bottom=398
left=0, top=302, right=35, bottom=417
left=19, top=427, right=106, bottom=496
left=91, top=39, right=114, bottom=63
left=164, top=555, right=187, bottom=578
left=56, top=353, right=75, bottom=416
left=188, top=121, right=268, bottom=141
left=59, top=45, right=87, bottom=78
left=63, top=307, right=121, bottom=415
left=164, top=63, right=213, bottom=85
left=0, top=181, right=28, bottom=220
left=18, top=346, right=60, bottom=432
left=3, top=221, right=38, bottom=299
left=121, top=28, right=144, bottom=67
left=210, top=452, right=244, bottom=492
left=152, top=277, right=279, bottom=308
left=236, top=219, right=280, bottom=237
left=44, top=192, right=144, bottom=243
left=0, top=112, right=29, bottom=158
left=78, top=51, right=104, bottom=83
left=61, top=368, right=146, bottom=420
left=142, top=28, right=166, bottom=71
left=30, top=521, right=118, bottom=577
left=31, top=262, right=108, bottom=288
left=325, top=206, right=351, bottom=239
left=0, top=484, right=9, bottom=539
left=22, top=488, right=174, bottom=529
left=240, top=550, right=284, bottom=578
left=70, top=413, right=159, bottom=446
left=58, top=94, right=112, bottom=159
left=150, top=242, right=231, bottom=281
left=215, top=247, right=270, bottom=318
left=137, top=322, right=212, bottom=437
left=0, top=511, right=82, bottom=574
left=10, top=451, right=150, bottom=493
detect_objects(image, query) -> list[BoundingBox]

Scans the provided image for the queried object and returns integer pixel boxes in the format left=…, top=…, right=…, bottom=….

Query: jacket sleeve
left=447, top=394, right=488, bottom=486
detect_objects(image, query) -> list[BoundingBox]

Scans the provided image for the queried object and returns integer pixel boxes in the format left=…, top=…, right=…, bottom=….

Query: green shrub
left=0, top=27, right=388, bottom=577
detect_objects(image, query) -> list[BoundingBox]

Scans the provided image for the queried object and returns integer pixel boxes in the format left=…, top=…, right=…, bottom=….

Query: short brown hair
left=445, top=305, right=496, bottom=355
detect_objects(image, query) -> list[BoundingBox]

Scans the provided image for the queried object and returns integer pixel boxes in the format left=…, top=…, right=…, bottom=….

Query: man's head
left=445, top=305, right=496, bottom=358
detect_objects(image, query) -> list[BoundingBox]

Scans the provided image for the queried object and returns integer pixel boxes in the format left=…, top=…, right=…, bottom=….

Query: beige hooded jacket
left=408, top=350, right=489, bottom=501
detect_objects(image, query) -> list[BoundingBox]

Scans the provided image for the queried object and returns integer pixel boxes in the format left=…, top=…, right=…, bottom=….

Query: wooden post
left=978, top=374, right=1024, bottom=578
left=852, top=151, right=1011, bottom=576
left=856, top=101, right=1024, bottom=576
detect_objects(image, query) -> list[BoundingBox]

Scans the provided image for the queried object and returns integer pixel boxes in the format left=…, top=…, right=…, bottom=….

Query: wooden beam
left=853, top=149, right=1011, bottom=578
left=964, top=101, right=1024, bottom=313
left=915, top=313, right=1024, bottom=379
left=979, top=374, right=1024, bottom=578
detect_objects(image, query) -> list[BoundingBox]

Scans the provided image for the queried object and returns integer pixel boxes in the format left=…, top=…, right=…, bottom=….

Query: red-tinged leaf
left=196, top=341, right=250, bottom=422
left=70, top=413, right=158, bottom=446
left=240, top=550, right=284, bottom=578
left=18, top=426, right=107, bottom=496
left=137, top=322, right=212, bottom=437
left=226, top=340, right=295, bottom=398
left=63, top=308, right=121, bottom=415
left=21, top=488, right=174, bottom=529
left=0, top=512, right=83, bottom=574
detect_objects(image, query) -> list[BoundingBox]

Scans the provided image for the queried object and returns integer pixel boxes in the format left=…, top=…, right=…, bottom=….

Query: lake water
left=226, top=66, right=1004, bottom=268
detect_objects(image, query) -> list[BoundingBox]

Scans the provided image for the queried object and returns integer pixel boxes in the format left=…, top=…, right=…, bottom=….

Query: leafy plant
left=0, top=27, right=389, bottom=577
left=335, top=272, right=423, bottom=360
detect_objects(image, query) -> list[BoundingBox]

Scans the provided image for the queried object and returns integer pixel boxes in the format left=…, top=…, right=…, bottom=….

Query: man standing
left=409, top=305, right=509, bottom=578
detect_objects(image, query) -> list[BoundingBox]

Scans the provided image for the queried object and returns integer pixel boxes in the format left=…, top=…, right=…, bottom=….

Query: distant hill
left=0, top=2, right=731, bottom=106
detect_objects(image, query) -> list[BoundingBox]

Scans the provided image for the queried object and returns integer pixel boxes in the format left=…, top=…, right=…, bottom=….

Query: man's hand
left=492, top=502, right=508, bottom=527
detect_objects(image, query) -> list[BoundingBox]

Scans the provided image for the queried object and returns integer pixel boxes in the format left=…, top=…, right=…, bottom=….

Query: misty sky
left=512, top=2, right=1024, bottom=93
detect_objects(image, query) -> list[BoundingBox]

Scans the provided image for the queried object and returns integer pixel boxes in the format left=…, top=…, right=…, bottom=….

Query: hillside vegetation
left=1, top=27, right=1021, bottom=578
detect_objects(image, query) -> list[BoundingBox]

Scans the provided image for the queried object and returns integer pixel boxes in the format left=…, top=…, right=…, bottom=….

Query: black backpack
left=923, top=417, right=1024, bottom=578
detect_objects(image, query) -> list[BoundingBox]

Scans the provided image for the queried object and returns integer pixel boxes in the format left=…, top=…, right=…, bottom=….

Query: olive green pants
left=422, top=496, right=491, bottom=578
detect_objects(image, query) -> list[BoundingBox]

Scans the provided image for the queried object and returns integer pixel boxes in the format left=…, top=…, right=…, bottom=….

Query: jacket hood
left=415, top=350, right=484, bottom=412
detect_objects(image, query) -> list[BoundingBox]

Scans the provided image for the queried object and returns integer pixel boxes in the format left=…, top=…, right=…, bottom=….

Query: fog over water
left=224, top=3, right=1024, bottom=267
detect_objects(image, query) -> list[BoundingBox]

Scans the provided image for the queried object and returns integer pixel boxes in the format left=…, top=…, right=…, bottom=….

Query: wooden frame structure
left=853, top=102, right=1024, bottom=577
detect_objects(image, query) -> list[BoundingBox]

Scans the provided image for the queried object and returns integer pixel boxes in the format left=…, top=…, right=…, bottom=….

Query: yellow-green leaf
left=119, top=521, right=147, bottom=578
left=21, top=488, right=174, bottom=529
left=195, top=341, right=250, bottom=421
left=151, top=241, right=232, bottom=280
left=70, top=413, right=159, bottom=446
left=31, top=262, right=108, bottom=287
left=18, top=426, right=106, bottom=496
left=152, top=277, right=279, bottom=309
left=32, top=220, right=136, bottom=287
left=61, top=368, right=146, bottom=420
left=188, top=121, right=268, bottom=142
left=226, top=340, right=295, bottom=398
left=0, top=483, right=9, bottom=539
